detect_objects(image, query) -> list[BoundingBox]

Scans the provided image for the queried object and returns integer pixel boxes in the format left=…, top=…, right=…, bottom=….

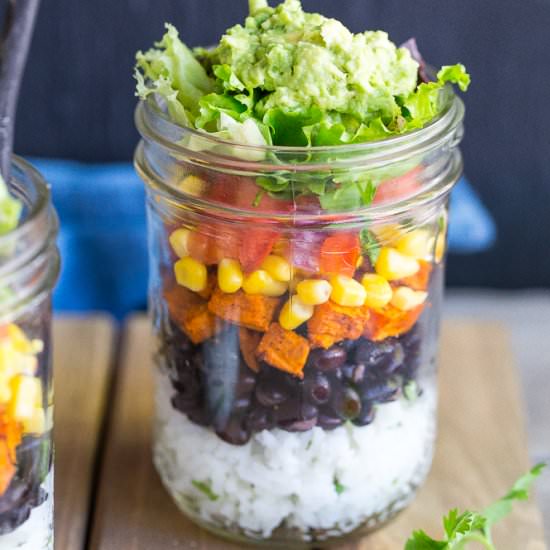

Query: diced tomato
left=201, top=175, right=291, bottom=270
left=319, top=233, right=361, bottom=277
left=373, top=167, right=423, bottom=205
left=187, top=229, right=219, bottom=265
left=239, top=229, right=278, bottom=272
left=208, top=174, right=294, bottom=214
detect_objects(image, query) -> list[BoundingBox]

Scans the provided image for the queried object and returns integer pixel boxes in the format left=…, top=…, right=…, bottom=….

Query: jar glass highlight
left=0, top=158, right=59, bottom=550
left=135, top=92, right=464, bottom=547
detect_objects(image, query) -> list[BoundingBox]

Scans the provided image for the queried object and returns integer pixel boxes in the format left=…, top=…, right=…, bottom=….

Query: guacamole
left=135, top=0, right=469, bottom=149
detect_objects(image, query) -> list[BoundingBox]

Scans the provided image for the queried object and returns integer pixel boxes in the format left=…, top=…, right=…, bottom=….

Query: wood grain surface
left=88, top=317, right=546, bottom=550
left=53, top=316, right=116, bottom=550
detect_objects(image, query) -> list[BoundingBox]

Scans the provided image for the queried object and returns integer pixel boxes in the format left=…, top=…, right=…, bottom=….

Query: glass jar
left=135, top=91, right=464, bottom=547
left=0, top=158, right=59, bottom=550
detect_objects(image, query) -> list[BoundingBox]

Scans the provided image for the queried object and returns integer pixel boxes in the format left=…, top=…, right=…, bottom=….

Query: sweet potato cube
left=256, top=323, right=309, bottom=378
left=197, top=271, right=217, bottom=300
left=208, top=287, right=279, bottom=332
left=0, top=410, right=22, bottom=496
left=239, top=328, right=261, bottom=373
left=396, top=260, right=433, bottom=291
left=363, top=303, right=425, bottom=341
left=164, top=285, right=217, bottom=344
left=307, top=301, right=369, bottom=349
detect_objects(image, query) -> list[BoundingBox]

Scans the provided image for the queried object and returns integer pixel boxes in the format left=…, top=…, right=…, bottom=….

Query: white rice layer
left=0, top=471, right=53, bottom=550
left=154, top=372, right=436, bottom=540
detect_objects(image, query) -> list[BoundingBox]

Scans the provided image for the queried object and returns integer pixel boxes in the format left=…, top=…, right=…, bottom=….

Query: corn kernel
left=218, top=258, right=243, bottom=294
left=375, top=247, right=420, bottom=281
left=330, top=275, right=367, bottom=307
left=371, top=223, right=403, bottom=244
left=176, top=175, right=205, bottom=196
left=396, top=230, right=431, bottom=259
left=7, top=324, right=33, bottom=354
left=23, top=407, right=45, bottom=434
left=9, top=375, right=41, bottom=421
left=174, top=257, right=208, bottom=292
left=243, top=270, right=288, bottom=297
left=169, top=228, right=192, bottom=258
left=279, top=296, right=314, bottom=330
left=361, top=273, right=393, bottom=309
left=391, top=287, right=428, bottom=311
left=260, top=255, right=292, bottom=282
left=296, top=279, right=332, bottom=306
left=0, top=375, right=11, bottom=403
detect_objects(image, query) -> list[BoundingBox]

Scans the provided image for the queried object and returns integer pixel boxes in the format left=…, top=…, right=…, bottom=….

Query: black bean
left=216, top=416, right=251, bottom=446
left=236, top=371, right=257, bottom=397
left=187, top=407, right=211, bottom=427
left=171, top=392, right=200, bottom=414
left=245, top=408, right=274, bottom=433
left=362, top=383, right=400, bottom=403
left=317, top=411, right=344, bottom=430
left=255, top=379, right=289, bottom=407
left=278, top=417, right=317, bottom=432
left=303, top=372, right=331, bottom=405
left=354, top=338, right=405, bottom=374
left=333, top=387, right=362, bottom=420
left=352, top=403, right=376, bottom=426
left=351, top=363, right=366, bottom=384
left=310, top=346, right=347, bottom=371
left=232, top=396, right=252, bottom=412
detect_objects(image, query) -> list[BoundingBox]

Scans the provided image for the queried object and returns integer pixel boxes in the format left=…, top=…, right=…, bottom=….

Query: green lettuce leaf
left=195, top=93, right=248, bottom=130
left=402, top=64, right=470, bottom=130
left=135, top=23, right=215, bottom=122
left=263, top=107, right=324, bottom=146
left=0, top=174, right=22, bottom=236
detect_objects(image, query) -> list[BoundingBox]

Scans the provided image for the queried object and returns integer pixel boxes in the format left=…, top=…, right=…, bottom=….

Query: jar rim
left=135, top=90, right=464, bottom=173
left=0, top=156, right=51, bottom=249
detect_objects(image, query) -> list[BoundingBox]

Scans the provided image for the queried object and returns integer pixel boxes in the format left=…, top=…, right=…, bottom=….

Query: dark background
left=13, top=0, right=550, bottom=288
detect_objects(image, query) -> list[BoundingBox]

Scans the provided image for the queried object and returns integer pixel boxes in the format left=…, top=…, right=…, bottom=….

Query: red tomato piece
left=319, top=233, right=361, bottom=277
left=208, top=174, right=293, bottom=214
left=239, top=229, right=278, bottom=272
left=373, top=167, right=423, bottom=205
left=187, top=227, right=222, bottom=265
left=205, top=175, right=289, bottom=270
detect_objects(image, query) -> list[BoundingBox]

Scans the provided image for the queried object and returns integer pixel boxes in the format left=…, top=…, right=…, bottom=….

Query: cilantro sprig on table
left=405, top=464, right=546, bottom=550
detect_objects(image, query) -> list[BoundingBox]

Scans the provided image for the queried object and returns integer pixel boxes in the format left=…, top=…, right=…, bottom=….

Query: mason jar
left=0, top=158, right=59, bottom=550
left=135, top=91, right=464, bottom=547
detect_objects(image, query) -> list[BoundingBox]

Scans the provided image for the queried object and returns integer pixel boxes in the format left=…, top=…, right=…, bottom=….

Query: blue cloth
left=30, top=159, right=496, bottom=318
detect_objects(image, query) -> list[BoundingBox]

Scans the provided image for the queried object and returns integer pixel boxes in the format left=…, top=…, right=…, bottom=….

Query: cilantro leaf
left=482, top=463, right=546, bottom=535
left=333, top=476, right=345, bottom=495
left=192, top=480, right=219, bottom=501
left=360, top=229, right=380, bottom=265
left=405, top=464, right=545, bottom=550
left=405, top=530, right=448, bottom=550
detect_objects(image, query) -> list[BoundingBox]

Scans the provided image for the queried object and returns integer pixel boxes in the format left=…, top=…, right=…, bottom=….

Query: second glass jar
left=0, top=158, right=59, bottom=550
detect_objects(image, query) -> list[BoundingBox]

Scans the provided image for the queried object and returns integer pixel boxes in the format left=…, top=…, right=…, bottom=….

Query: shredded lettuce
left=135, top=23, right=215, bottom=125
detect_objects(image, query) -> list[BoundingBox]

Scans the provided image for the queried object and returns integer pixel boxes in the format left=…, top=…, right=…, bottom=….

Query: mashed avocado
left=135, top=0, right=469, bottom=148
left=210, top=0, right=418, bottom=121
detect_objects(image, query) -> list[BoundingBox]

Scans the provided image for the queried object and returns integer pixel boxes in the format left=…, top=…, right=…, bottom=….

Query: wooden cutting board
left=53, top=316, right=115, bottom=550
left=83, top=318, right=546, bottom=550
